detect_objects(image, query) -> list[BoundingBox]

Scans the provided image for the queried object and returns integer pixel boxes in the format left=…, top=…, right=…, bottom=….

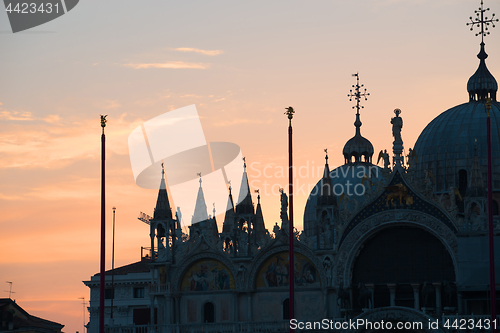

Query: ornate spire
left=192, top=173, right=209, bottom=224
left=467, top=1, right=498, bottom=101
left=153, top=163, right=172, bottom=220
left=343, top=73, right=374, bottom=164
left=235, top=157, right=254, bottom=215
left=253, top=189, right=266, bottom=239
left=318, top=149, right=336, bottom=206
left=222, top=182, right=235, bottom=233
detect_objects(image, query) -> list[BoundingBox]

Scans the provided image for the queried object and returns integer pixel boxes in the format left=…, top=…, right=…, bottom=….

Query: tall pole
left=285, top=106, right=295, bottom=329
left=486, top=98, right=497, bottom=331
left=78, top=297, right=86, bottom=333
left=110, top=207, right=116, bottom=322
left=99, top=115, right=107, bottom=333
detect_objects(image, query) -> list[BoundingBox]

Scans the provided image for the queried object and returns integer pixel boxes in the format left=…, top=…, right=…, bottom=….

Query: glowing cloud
left=123, top=61, right=208, bottom=69
left=0, top=110, right=34, bottom=121
left=174, top=47, right=223, bottom=56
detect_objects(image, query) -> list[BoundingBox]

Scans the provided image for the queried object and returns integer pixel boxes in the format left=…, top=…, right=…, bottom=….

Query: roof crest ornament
left=348, top=73, right=370, bottom=115
left=466, top=1, right=498, bottom=102
left=348, top=73, right=370, bottom=135
left=467, top=0, right=498, bottom=43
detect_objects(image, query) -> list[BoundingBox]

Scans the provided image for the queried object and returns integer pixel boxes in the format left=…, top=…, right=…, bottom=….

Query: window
left=134, top=287, right=145, bottom=298
left=283, top=298, right=290, bottom=320
left=458, top=169, right=468, bottom=196
left=203, top=302, right=215, bottom=323
left=105, top=288, right=114, bottom=299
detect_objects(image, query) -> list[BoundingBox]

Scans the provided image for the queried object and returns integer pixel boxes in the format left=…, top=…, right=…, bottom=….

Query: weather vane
left=348, top=73, right=370, bottom=115
left=100, top=115, right=107, bottom=133
left=285, top=106, right=295, bottom=125
left=467, top=0, right=498, bottom=42
left=197, top=172, right=202, bottom=185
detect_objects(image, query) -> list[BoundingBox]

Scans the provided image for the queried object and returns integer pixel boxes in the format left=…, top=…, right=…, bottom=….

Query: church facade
left=84, top=6, right=500, bottom=333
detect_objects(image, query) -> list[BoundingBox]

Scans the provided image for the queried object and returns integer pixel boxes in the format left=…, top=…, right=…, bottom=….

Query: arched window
left=283, top=298, right=290, bottom=320
left=493, top=200, right=499, bottom=216
left=203, top=302, right=215, bottom=323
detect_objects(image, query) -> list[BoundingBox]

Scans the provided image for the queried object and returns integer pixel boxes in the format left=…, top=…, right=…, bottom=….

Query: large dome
left=414, top=43, right=500, bottom=193
left=303, top=163, right=383, bottom=231
left=414, top=101, right=500, bottom=193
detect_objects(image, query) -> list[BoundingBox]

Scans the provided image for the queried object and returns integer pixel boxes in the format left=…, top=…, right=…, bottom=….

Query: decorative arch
left=248, top=244, right=325, bottom=290
left=179, top=258, right=235, bottom=292
left=343, top=306, right=445, bottom=333
left=335, top=210, right=459, bottom=288
left=173, top=250, right=238, bottom=292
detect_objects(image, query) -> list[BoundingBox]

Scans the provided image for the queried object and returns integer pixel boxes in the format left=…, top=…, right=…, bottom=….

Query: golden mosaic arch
left=180, top=259, right=235, bottom=292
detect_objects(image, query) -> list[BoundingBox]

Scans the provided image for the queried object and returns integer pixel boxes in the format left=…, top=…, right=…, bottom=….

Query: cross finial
left=324, top=148, right=328, bottom=162
left=467, top=0, right=498, bottom=43
left=347, top=73, right=370, bottom=115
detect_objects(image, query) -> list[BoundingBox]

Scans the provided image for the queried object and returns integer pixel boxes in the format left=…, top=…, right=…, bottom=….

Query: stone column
left=175, top=296, right=181, bottom=324
left=366, top=283, right=375, bottom=309
left=166, top=295, right=173, bottom=324
left=233, top=292, right=239, bottom=322
left=150, top=295, right=155, bottom=326
left=324, top=289, right=328, bottom=318
left=247, top=293, right=252, bottom=322
left=433, top=283, right=442, bottom=316
left=411, top=284, right=420, bottom=310
left=387, top=284, right=397, bottom=307
left=458, top=292, right=463, bottom=314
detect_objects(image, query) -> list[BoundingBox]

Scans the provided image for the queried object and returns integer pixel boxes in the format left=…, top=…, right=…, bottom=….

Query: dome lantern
left=467, top=43, right=498, bottom=102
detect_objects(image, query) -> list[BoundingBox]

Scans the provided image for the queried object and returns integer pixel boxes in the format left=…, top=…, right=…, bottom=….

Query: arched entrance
left=351, top=226, right=456, bottom=311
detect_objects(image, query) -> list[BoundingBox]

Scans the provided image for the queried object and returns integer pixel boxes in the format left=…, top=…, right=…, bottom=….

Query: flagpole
left=99, top=115, right=107, bottom=333
left=110, top=206, right=116, bottom=323
left=486, top=98, right=497, bottom=331
left=285, top=107, right=295, bottom=331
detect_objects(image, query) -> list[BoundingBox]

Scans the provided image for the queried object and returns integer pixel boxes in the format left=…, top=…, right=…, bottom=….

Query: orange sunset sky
left=1, top=1, right=500, bottom=332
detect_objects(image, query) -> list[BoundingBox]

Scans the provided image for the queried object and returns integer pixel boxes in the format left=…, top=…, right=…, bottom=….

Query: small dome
left=343, top=134, right=374, bottom=164
left=342, top=113, right=374, bottom=164
left=467, top=43, right=498, bottom=102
